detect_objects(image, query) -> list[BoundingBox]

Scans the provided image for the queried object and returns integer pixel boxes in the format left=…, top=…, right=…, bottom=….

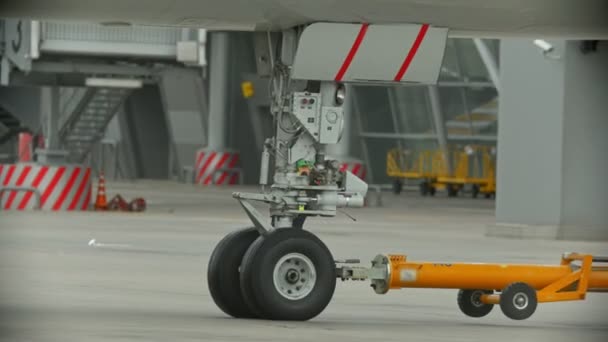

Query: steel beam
left=473, top=39, right=501, bottom=92
left=359, top=131, right=497, bottom=141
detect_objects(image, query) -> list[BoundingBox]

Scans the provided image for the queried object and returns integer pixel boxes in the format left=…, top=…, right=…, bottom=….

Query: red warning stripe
left=53, top=167, right=81, bottom=211
left=216, top=153, right=239, bottom=185
left=335, top=23, right=369, bottom=82
left=69, top=168, right=91, bottom=210
left=204, top=152, right=231, bottom=185
left=0, top=165, right=16, bottom=205
left=228, top=154, right=240, bottom=185
left=197, top=152, right=217, bottom=183
left=2, top=165, right=16, bottom=186
left=4, top=165, right=32, bottom=209
left=40, top=167, right=66, bottom=207
left=18, top=166, right=49, bottom=210
left=81, top=184, right=92, bottom=210
left=195, top=152, right=205, bottom=171
left=393, top=23, right=430, bottom=82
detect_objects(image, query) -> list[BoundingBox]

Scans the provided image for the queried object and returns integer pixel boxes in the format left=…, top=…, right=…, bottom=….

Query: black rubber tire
left=484, top=193, right=491, bottom=199
left=472, top=185, right=480, bottom=198
left=293, top=215, right=306, bottom=229
left=429, top=186, right=436, bottom=196
left=240, top=228, right=336, bottom=321
left=457, top=289, right=494, bottom=318
left=419, top=181, right=429, bottom=196
left=207, top=227, right=260, bottom=318
left=500, top=282, right=538, bottom=320
left=447, top=184, right=459, bottom=197
left=393, top=179, right=403, bottom=195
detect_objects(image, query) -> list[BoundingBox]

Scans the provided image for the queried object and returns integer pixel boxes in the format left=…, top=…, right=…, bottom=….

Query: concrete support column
left=488, top=39, right=608, bottom=241
left=192, top=32, right=241, bottom=186
left=427, top=85, right=450, bottom=173
left=37, top=86, right=68, bottom=164
left=159, top=68, right=207, bottom=181
left=207, top=32, right=230, bottom=150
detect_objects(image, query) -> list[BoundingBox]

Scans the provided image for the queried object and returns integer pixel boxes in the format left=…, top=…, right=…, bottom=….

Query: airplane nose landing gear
left=207, top=30, right=367, bottom=321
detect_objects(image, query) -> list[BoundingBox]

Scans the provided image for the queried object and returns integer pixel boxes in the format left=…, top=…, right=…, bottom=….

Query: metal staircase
left=59, top=87, right=132, bottom=163
left=0, top=104, right=26, bottom=145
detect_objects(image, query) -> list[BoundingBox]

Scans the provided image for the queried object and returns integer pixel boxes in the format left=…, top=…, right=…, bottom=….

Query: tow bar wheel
left=500, top=282, right=538, bottom=320
left=240, top=228, right=336, bottom=321
left=457, top=289, right=494, bottom=317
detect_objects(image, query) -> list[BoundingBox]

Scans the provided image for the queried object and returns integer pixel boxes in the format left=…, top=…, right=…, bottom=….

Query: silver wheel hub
left=470, top=290, right=485, bottom=307
left=273, top=253, right=316, bottom=300
left=513, top=292, right=529, bottom=310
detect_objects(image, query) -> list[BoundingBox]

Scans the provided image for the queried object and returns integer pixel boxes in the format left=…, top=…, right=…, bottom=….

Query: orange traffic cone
left=94, top=172, right=108, bottom=211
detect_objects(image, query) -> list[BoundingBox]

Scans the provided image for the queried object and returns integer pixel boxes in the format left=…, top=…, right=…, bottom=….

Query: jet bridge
left=1, top=20, right=209, bottom=180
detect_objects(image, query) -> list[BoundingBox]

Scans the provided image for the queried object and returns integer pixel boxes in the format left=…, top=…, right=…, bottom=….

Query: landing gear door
left=292, top=23, right=448, bottom=85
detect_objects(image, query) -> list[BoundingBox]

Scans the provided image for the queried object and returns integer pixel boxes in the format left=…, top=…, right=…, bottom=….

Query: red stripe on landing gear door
left=335, top=23, right=370, bottom=82
left=393, top=24, right=430, bottom=82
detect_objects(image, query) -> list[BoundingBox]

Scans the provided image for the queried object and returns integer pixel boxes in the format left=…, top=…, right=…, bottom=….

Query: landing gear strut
left=207, top=29, right=368, bottom=321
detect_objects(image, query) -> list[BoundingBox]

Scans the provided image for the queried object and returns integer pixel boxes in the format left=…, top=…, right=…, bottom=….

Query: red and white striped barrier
left=194, top=150, right=240, bottom=185
left=339, top=160, right=367, bottom=181
left=0, top=163, right=92, bottom=211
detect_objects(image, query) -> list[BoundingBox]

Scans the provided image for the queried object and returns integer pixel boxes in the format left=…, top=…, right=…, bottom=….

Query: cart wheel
left=457, top=289, right=494, bottom=318
left=240, top=228, right=336, bottom=321
left=472, top=185, right=480, bottom=198
left=419, top=181, right=429, bottom=196
left=393, top=179, right=403, bottom=195
left=207, top=227, right=260, bottom=318
left=500, top=282, right=537, bottom=320
left=447, top=184, right=458, bottom=197
left=484, top=193, right=491, bottom=199
left=429, top=186, right=436, bottom=196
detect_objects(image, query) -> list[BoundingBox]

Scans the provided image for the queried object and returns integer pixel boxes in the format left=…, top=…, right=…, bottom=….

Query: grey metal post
left=473, top=39, right=501, bottom=93
left=207, top=32, right=230, bottom=149
left=45, top=86, right=61, bottom=150
left=386, top=87, right=404, bottom=151
left=351, top=87, right=374, bottom=183
left=36, top=86, right=69, bottom=164
left=427, top=85, right=451, bottom=173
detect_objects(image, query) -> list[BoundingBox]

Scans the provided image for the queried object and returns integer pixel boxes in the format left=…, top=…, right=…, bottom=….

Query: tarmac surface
left=1, top=180, right=607, bottom=341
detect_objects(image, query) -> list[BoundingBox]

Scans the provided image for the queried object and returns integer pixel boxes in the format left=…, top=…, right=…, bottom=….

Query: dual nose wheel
left=207, top=227, right=336, bottom=321
left=457, top=282, right=538, bottom=320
